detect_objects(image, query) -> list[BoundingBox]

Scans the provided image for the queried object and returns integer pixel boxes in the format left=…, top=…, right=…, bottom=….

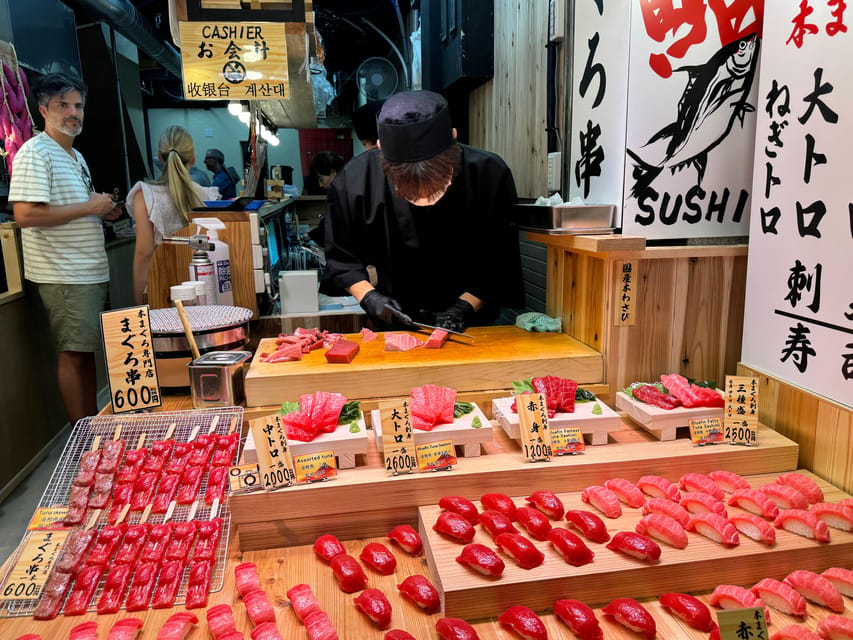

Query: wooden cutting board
left=245, top=326, right=603, bottom=407
left=616, top=391, right=725, bottom=440
left=492, top=395, right=622, bottom=445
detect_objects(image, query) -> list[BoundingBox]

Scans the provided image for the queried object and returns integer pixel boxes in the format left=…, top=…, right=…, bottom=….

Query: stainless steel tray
left=514, top=203, right=616, bottom=235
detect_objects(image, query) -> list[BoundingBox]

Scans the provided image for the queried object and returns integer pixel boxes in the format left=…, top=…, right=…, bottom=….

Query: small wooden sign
left=415, top=439, right=457, bottom=472
left=614, top=260, right=637, bottom=326
left=248, top=415, right=296, bottom=490
left=551, top=426, right=585, bottom=455
left=689, top=417, right=725, bottom=446
left=101, top=306, right=162, bottom=414
left=379, top=401, right=417, bottom=475
left=228, top=463, right=262, bottom=494
left=724, top=376, right=759, bottom=446
left=179, top=21, right=289, bottom=101
left=516, top=393, right=553, bottom=462
left=293, top=450, right=338, bottom=483
left=716, top=607, right=768, bottom=640
left=0, top=530, right=68, bottom=601
left=27, top=507, right=70, bottom=531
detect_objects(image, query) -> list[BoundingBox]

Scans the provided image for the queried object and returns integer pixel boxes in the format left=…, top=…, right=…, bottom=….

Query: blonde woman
left=128, top=126, right=220, bottom=304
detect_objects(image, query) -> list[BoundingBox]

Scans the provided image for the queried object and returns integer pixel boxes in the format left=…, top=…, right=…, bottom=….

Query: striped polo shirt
left=8, top=132, right=108, bottom=284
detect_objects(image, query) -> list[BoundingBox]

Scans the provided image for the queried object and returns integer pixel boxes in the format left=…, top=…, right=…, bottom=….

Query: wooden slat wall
left=737, top=364, right=853, bottom=494
left=468, top=0, right=549, bottom=198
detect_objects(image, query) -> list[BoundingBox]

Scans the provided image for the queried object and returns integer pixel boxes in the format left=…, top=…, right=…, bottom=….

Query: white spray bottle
left=194, top=217, right=233, bottom=305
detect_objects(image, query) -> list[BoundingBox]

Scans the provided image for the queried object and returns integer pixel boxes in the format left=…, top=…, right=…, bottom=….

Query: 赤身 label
left=716, top=607, right=767, bottom=640
left=379, top=400, right=417, bottom=475
left=689, top=417, right=725, bottom=446
left=0, top=530, right=68, bottom=601
left=248, top=415, right=296, bottom=490
left=516, top=392, right=553, bottom=463
left=551, top=426, right=585, bottom=455
left=415, top=439, right=457, bottom=472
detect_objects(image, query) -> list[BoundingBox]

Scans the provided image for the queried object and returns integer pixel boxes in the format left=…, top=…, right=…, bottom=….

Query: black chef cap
left=377, top=91, right=453, bottom=163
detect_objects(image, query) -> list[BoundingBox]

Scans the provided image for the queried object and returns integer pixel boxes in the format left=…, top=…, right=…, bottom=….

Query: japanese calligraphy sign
left=248, top=415, right=295, bottom=490
left=717, top=606, right=768, bottom=640
left=689, top=417, right=725, bottom=445
left=101, top=306, right=162, bottom=414
left=623, top=1, right=764, bottom=239
left=551, top=426, right=586, bottom=455
left=293, top=450, right=338, bottom=483
left=0, top=530, right=67, bottom=601
left=742, top=1, right=853, bottom=409
left=379, top=401, right=417, bottom=475
left=516, top=393, right=553, bottom=463
left=614, top=260, right=637, bottom=326
left=569, top=0, right=631, bottom=206
left=179, top=22, right=288, bottom=101
left=724, top=376, right=759, bottom=446
left=415, top=439, right=457, bottom=472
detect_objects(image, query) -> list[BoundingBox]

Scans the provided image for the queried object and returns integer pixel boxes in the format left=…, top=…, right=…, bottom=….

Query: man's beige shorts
left=35, top=282, right=108, bottom=352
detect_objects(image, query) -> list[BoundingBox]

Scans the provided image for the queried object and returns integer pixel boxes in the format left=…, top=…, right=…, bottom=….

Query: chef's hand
left=360, top=290, right=411, bottom=328
left=435, top=299, right=475, bottom=333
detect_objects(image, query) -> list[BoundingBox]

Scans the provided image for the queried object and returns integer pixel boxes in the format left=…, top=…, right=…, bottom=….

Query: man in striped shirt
left=9, top=74, right=123, bottom=426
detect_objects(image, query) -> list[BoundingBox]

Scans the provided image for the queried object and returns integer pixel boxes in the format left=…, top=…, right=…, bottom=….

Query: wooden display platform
left=244, top=326, right=604, bottom=407
left=616, top=391, right=725, bottom=440
left=420, top=470, right=853, bottom=620
left=371, top=403, right=492, bottom=458
left=492, top=395, right=622, bottom=445
left=230, top=422, right=800, bottom=551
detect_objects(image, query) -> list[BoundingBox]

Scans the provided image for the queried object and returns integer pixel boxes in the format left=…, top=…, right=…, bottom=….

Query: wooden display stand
left=492, top=395, right=622, bottom=445
left=615, top=391, right=725, bottom=441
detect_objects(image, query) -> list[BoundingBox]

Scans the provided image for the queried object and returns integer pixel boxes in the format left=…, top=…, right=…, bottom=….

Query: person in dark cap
left=352, top=100, right=384, bottom=150
left=322, top=90, right=523, bottom=332
left=204, top=148, right=237, bottom=199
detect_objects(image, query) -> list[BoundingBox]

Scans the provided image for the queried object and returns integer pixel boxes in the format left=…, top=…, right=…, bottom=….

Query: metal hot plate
left=150, top=305, right=253, bottom=354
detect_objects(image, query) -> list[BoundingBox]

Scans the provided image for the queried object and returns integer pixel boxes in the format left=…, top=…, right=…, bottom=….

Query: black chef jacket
left=322, top=145, right=524, bottom=325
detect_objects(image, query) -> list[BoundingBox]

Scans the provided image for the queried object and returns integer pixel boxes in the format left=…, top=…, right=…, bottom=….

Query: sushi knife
left=383, top=304, right=475, bottom=340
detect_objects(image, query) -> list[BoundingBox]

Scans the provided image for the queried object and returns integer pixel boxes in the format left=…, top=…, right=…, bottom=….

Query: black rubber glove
left=359, top=290, right=411, bottom=328
left=435, top=299, right=476, bottom=333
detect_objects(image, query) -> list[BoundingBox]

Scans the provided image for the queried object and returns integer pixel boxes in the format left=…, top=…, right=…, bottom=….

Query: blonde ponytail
left=154, top=126, right=202, bottom=225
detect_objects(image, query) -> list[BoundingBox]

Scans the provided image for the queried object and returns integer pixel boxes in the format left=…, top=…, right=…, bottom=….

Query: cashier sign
left=179, top=22, right=289, bottom=101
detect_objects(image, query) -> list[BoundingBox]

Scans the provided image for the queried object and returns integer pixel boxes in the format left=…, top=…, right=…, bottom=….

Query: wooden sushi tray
left=244, top=326, right=603, bottom=407
left=492, top=395, right=622, bottom=445
left=420, top=470, right=853, bottom=621
left=370, top=403, right=493, bottom=457
left=616, top=391, right=725, bottom=441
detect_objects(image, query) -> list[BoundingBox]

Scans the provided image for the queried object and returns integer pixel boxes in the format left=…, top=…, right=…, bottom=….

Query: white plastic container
left=170, top=284, right=197, bottom=306
left=182, top=280, right=208, bottom=305
left=195, top=217, right=233, bottom=306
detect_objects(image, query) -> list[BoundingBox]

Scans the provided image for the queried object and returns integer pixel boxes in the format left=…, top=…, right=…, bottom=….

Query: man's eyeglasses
left=81, top=166, right=94, bottom=193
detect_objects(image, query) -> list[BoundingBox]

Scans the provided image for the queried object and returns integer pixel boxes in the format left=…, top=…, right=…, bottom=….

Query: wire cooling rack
left=0, top=407, right=244, bottom=618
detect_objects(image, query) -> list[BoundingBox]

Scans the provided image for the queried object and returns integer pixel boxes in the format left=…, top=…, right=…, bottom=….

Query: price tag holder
left=416, top=439, right=457, bottom=471
left=27, top=507, right=70, bottom=531
left=248, top=415, right=296, bottom=490
left=516, top=393, right=553, bottom=462
left=379, top=400, right=417, bottom=475
left=716, top=607, right=768, bottom=640
left=100, top=306, right=162, bottom=414
left=0, top=530, right=68, bottom=601
left=228, top=463, right=262, bottom=494
left=689, top=417, right=725, bottom=446
left=551, top=426, right=585, bottom=455
left=293, top=450, right=338, bottom=483
left=724, top=376, right=759, bottom=446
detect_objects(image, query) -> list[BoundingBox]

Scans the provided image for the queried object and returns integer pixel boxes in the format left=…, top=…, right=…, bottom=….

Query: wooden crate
left=492, top=395, right=622, bottom=445
left=420, top=471, right=853, bottom=620
left=616, top=391, right=725, bottom=441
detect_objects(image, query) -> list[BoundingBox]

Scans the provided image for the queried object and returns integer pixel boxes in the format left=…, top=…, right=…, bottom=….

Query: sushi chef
left=322, top=90, right=524, bottom=332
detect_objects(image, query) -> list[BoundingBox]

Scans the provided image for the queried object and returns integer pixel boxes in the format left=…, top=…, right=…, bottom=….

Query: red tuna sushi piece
left=387, top=524, right=422, bottom=556
left=480, top=493, right=518, bottom=520
left=436, top=618, right=480, bottom=640
left=354, top=588, right=393, bottom=630
left=635, top=513, right=688, bottom=549
left=313, top=534, right=346, bottom=562
left=302, top=610, right=338, bottom=640
left=397, top=574, right=440, bottom=614
left=526, top=490, right=565, bottom=519
left=206, top=604, right=238, bottom=639
left=69, top=622, right=98, bottom=640
left=680, top=491, right=727, bottom=516
left=680, top=472, right=725, bottom=501
left=760, top=483, right=809, bottom=510
left=455, top=543, right=505, bottom=577
left=687, top=512, right=740, bottom=545
left=243, top=589, right=276, bottom=626
left=286, top=583, right=320, bottom=623
left=424, top=328, right=449, bottom=349
left=784, top=569, right=844, bottom=612
left=250, top=621, right=285, bottom=640
left=385, top=332, right=423, bottom=352
left=499, top=605, right=548, bottom=640
left=554, top=599, right=603, bottom=640
left=330, top=554, right=368, bottom=593
left=752, top=578, right=807, bottom=617
left=581, top=485, right=622, bottom=518
left=479, top=509, right=519, bottom=539
left=410, top=383, right=456, bottom=430
left=107, top=618, right=143, bottom=640
left=728, top=488, right=780, bottom=519
left=605, top=531, right=661, bottom=562
left=439, top=495, right=480, bottom=525
left=494, top=532, right=546, bottom=569
left=776, top=472, right=824, bottom=504
left=434, top=511, right=476, bottom=543
left=659, top=592, right=716, bottom=632
left=515, top=506, right=553, bottom=541
left=532, top=375, right=578, bottom=413
left=235, top=562, right=261, bottom=597
left=774, top=508, right=831, bottom=541
left=816, top=615, right=853, bottom=639
left=708, top=469, right=751, bottom=493
left=604, top=477, right=646, bottom=508
left=602, top=598, right=656, bottom=639
left=636, top=475, right=681, bottom=501
left=770, top=625, right=823, bottom=640
left=810, top=502, right=853, bottom=531
left=729, top=512, right=777, bottom=545
left=710, top=584, right=771, bottom=625
left=359, top=542, right=397, bottom=575
left=155, top=612, right=198, bottom=639
left=564, top=509, right=611, bottom=543
left=642, top=497, right=691, bottom=527
left=821, top=567, right=853, bottom=597
left=547, top=527, right=594, bottom=566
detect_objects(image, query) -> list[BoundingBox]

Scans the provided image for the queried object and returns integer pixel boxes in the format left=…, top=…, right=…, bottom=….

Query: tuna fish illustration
left=627, top=34, right=760, bottom=198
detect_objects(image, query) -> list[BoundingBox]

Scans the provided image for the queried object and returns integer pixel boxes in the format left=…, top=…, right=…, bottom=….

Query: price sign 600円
left=100, top=306, right=162, bottom=414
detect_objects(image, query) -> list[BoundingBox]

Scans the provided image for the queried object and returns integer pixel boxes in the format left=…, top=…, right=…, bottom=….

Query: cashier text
left=200, top=25, right=266, bottom=40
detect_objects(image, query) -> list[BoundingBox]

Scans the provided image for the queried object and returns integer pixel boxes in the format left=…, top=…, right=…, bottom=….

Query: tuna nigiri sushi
left=708, top=469, right=751, bottom=493
left=436, top=618, right=480, bottom=640
left=313, top=534, right=346, bottom=562
left=816, top=614, right=853, bottom=639
left=397, top=575, right=440, bottom=614
left=821, top=567, right=853, bottom=597
left=776, top=472, right=824, bottom=504
left=329, top=554, right=368, bottom=593
left=515, top=507, right=553, bottom=541
left=439, top=495, right=480, bottom=525
left=455, top=543, right=505, bottom=577
left=728, top=512, right=777, bottom=545
left=387, top=524, right=423, bottom=556
left=643, top=497, right=691, bottom=527
left=480, top=493, right=517, bottom=520
left=479, top=510, right=519, bottom=539
left=770, top=624, right=822, bottom=640
left=680, top=491, right=727, bottom=516
left=810, top=502, right=853, bottom=531
left=554, top=599, right=603, bottom=640
left=286, top=584, right=320, bottom=623
left=498, top=606, right=548, bottom=640
left=710, top=584, right=771, bottom=625
left=686, top=512, right=740, bottom=545
left=773, top=509, right=831, bottom=541
left=526, top=490, right=565, bottom=519
left=605, top=531, right=661, bottom=562
left=564, top=509, right=610, bottom=543
left=784, top=569, right=844, bottom=612
left=680, top=473, right=725, bottom=501
left=752, top=578, right=807, bottom=617
left=354, top=588, right=393, bottom=629
left=659, top=592, right=716, bottom=632
left=604, top=477, right=646, bottom=508
left=359, top=542, right=397, bottom=575
left=581, top=485, right=622, bottom=518
left=760, top=483, right=809, bottom=510
left=728, top=488, right=780, bottom=519
left=636, top=475, right=681, bottom=502
left=602, top=598, right=656, bottom=639
left=494, top=532, right=545, bottom=569
left=635, top=513, right=688, bottom=549
left=433, top=511, right=476, bottom=543
left=547, top=527, right=594, bottom=566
